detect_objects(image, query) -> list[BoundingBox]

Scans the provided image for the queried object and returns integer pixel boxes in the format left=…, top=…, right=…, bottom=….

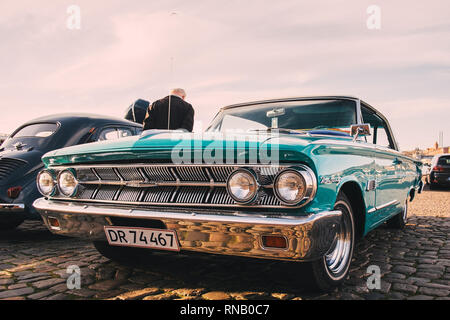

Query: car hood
left=42, top=130, right=356, bottom=167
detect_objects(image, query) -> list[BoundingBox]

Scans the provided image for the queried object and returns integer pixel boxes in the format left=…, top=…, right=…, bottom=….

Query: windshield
left=208, top=99, right=357, bottom=134
left=11, top=123, right=59, bottom=138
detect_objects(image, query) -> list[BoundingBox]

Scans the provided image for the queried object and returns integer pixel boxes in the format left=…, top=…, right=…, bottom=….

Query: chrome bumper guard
left=0, top=203, right=25, bottom=213
left=33, top=198, right=341, bottom=262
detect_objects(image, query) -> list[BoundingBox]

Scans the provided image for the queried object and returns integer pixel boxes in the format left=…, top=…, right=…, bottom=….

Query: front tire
left=307, top=192, right=355, bottom=292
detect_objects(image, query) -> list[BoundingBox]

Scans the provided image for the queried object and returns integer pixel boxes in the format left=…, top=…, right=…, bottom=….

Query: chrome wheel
left=324, top=200, right=354, bottom=281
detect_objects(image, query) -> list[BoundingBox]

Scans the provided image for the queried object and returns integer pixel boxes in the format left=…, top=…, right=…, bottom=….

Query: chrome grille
left=51, top=164, right=293, bottom=209
left=142, top=166, right=174, bottom=181
left=176, top=166, right=209, bottom=181
left=78, top=185, right=97, bottom=199
left=116, top=187, right=142, bottom=202
left=95, top=186, right=118, bottom=200
left=210, top=187, right=235, bottom=205
left=117, top=167, right=144, bottom=181
left=77, top=168, right=98, bottom=182
left=142, top=187, right=175, bottom=203
left=209, top=166, right=235, bottom=182
left=175, top=186, right=209, bottom=203
left=95, top=168, right=119, bottom=181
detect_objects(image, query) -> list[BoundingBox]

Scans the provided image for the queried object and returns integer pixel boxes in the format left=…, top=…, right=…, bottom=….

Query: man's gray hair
left=170, top=88, right=186, bottom=99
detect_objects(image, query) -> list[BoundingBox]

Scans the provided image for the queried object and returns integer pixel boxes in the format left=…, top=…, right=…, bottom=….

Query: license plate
left=104, top=226, right=180, bottom=252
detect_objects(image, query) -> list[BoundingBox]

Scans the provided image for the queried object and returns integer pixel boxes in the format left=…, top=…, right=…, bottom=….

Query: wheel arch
left=337, top=181, right=366, bottom=240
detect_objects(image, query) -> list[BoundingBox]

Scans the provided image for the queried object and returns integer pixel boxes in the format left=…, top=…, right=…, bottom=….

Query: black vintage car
left=427, top=154, right=450, bottom=189
left=0, top=113, right=142, bottom=230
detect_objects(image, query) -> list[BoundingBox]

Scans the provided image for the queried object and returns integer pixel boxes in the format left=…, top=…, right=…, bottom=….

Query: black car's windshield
left=1, top=123, right=59, bottom=150
left=208, top=99, right=357, bottom=135
left=11, top=123, right=59, bottom=138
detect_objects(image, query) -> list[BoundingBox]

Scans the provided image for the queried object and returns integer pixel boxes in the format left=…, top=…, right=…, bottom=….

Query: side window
left=97, top=127, right=133, bottom=142
left=361, top=105, right=393, bottom=149
left=374, top=126, right=391, bottom=148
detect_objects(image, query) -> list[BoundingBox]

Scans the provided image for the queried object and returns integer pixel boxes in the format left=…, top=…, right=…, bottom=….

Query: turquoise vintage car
left=33, top=96, right=423, bottom=291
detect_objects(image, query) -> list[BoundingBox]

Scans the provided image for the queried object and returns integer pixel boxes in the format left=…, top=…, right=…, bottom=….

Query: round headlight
left=226, top=169, right=259, bottom=204
left=274, top=169, right=307, bottom=205
left=37, top=170, right=56, bottom=196
left=57, top=170, right=78, bottom=197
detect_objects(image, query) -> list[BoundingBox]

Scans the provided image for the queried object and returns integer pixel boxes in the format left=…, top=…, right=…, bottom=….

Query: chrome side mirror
left=351, top=124, right=371, bottom=142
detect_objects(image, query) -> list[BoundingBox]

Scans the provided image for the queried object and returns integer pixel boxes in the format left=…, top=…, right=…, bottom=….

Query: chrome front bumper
left=33, top=198, right=341, bottom=262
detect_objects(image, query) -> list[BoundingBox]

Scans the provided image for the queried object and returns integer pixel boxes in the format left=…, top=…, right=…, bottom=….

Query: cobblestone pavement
left=0, top=186, right=449, bottom=300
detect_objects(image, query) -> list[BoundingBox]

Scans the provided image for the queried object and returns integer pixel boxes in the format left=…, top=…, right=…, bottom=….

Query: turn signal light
left=7, top=186, right=22, bottom=199
left=261, top=235, right=287, bottom=249
left=47, top=217, right=61, bottom=229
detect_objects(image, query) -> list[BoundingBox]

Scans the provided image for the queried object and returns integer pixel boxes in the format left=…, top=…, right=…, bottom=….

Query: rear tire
left=306, top=192, right=355, bottom=292
left=93, top=241, right=154, bottom=265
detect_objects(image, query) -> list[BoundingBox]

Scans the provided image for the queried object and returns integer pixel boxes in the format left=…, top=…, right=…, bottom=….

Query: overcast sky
left=0, top=0, right=449, bottom=150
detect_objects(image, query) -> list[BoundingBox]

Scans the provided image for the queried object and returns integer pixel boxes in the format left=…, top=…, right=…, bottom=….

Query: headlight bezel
left=57, top=169, right=79, bottom=197
left=226, top=168, right=260, bottom=204
left=36, top=170, right=57, bottom=197
left=273, top=166, right=317, bottom=206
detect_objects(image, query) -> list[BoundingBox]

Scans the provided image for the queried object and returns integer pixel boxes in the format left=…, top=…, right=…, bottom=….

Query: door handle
left=393, top=158, right=403, bottom=165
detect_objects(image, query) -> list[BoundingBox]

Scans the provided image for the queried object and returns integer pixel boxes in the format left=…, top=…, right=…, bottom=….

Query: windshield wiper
left=248, top=128, right=308, bottom=134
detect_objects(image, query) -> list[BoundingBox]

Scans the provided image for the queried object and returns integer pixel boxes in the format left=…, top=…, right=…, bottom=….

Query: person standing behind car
left=143, top=88, right=194, bottom=132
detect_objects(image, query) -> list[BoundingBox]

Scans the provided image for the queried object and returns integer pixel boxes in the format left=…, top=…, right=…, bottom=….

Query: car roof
left=21, top=113, right=141, bottom=127
left=221, top=95, right=360, bottom=110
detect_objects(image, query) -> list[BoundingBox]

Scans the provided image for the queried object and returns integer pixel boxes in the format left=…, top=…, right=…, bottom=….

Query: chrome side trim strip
left=368, top=200, right=400, bottom=214
left=377, top=200, right=400, bottom=211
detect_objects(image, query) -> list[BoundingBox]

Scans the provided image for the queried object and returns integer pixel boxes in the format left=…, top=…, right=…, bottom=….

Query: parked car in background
left=0, top=114, right=142, bottom=230
left=33, top=96, right=423, bottom=291
left=426, top=154, right=450, bottom=189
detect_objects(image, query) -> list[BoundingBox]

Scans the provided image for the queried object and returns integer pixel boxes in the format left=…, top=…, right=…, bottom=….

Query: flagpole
left=168, top=56, right=173, bottom=129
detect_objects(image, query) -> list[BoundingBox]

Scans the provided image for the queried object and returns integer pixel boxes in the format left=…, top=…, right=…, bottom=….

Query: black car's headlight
left=57, top=169, right=79, bottom=197
left=226, top=169, right=259, bottom=204
left=37, top=170, right=56, bottom=196
left=273, top=167, right=316, bottom=206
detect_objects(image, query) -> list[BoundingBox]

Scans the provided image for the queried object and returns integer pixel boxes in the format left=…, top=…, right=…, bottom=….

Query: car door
left=361, top=105, right=404, bottom=225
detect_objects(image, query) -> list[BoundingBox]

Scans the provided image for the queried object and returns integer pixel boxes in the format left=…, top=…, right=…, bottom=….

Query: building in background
left=403, top=142, right=450, bottom=162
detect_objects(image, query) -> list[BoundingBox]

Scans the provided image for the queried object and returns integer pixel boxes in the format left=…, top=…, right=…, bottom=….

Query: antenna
left=167, top=11, right=178, bottom=130
left=168, top=57, right=174, bottom=129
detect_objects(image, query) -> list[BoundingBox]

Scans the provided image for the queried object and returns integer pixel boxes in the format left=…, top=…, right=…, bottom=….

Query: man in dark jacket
left=143, top=88, right=194, bottom=132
